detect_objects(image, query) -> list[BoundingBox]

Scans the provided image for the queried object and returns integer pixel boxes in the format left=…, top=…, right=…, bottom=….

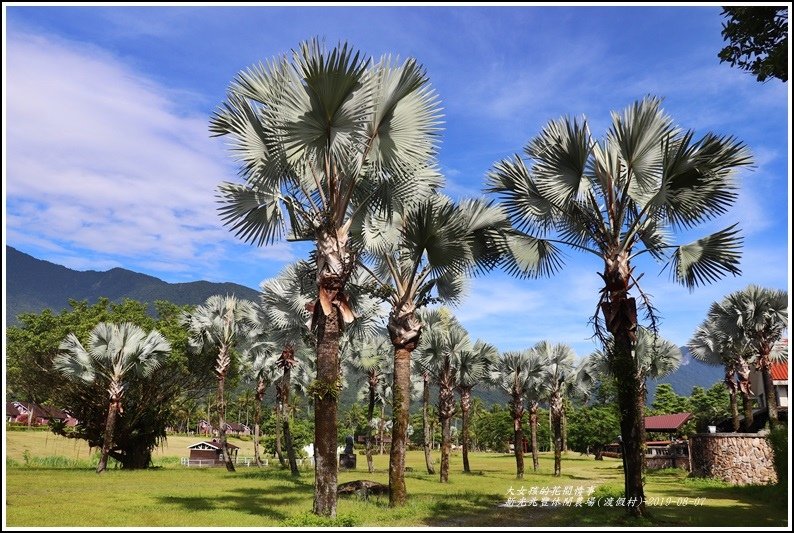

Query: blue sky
left=3, top=5, right=790, bottom=358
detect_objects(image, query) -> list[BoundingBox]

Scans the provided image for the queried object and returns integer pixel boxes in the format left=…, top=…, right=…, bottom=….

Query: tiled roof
left=187, top=440, right=239, bottom=450
left=645, top=412, right=693, bottom=431
left=771, top=362, right=788, bottom=381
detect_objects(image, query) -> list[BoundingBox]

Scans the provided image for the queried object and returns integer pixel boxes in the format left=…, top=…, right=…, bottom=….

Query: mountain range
left=5, top=246, right=260, bottom=325
left=5, top=245, right=723, bottom=404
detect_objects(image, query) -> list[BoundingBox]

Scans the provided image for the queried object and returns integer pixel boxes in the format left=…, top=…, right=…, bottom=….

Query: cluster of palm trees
left=53, top=37, right=759, bottom=518
left=689, top=285, right=788, bottom=431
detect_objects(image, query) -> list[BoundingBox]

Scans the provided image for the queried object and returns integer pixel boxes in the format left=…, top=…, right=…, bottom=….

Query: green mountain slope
left=5, top=246, right=260, bottom=324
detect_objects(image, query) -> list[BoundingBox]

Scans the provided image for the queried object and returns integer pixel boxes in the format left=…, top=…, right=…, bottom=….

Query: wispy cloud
left=5, top=31, right=282, bottom=284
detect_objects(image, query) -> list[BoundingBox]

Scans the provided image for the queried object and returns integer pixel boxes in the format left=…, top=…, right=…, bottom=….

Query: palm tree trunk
left=282, top=367, right=299, bottom=476
left=551, top=389, right=563, bottom=477
left=530, top=401, right=539, bottom=472
left=440, top=414, right=452, bottom=482
left=97, top=396, right=120, bottom=474
left=729, top=390, right=740, bottom=432
left=284, top=418, right=299, bottom=476
left=389, top=345, right=412, bottom=505
left=601, top=260, right=646, bottom=517
left=438, top=359, right=455, bottom=483
left=366, top=378, right=376, bottom=474
left=742, top=392, right=755, bottom=431
left=275, top=404, right=286, bottom=467
left=313, top=296, right=341, bottom=517
left=217, top=373, right=235, bottom=472
left=460, top=387, right=472, bottom=474
left=254, top=378, right=265, bottom=467
left=512, top=394, right=525, bottom=480
left=737, top=357, right=754, bottom=431
left=422, top=374, right=435, bottom=475
left=379, top=404, right=386, bottom=455
left=760, top=359, right=778, bottom=428
left=562, top=406, right=568, bottom=452
left=725, top=369, right=740, bottom=432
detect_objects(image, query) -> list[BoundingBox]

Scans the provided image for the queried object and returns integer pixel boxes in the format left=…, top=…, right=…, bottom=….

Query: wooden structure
left=185, top=439, right=239, bottom=467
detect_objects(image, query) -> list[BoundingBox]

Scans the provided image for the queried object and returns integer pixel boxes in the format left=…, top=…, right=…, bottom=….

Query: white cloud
left=5, top=31, right=278, bottom=281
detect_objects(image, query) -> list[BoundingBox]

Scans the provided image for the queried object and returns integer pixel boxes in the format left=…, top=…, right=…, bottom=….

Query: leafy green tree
left=471, top=405, right=513, bottom=453
left=181, top=294, right=257, bottom=472
left=211, top=38, right=440, bottom=517
left=651, top=383, right=690, bottom=414
left=55, top=322, right=170, bottom=473
left=689, top=383, right=732, bottom=433
left=567, top=405, right=621, bottom=460
left=718, top=7, right=788, bottom=82
left=487, top=96, right=748, bottom=515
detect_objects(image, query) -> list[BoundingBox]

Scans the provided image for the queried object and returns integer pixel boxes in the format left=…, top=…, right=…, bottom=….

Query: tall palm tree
left=495, top=350, right=541, bottom=479
left=689, top=317, right=750, bottom=432
left=212, top=39, right=440, bottom=517
left=581, top=329, right=681, bottom=496
left=713, top=286, right=788, bottom=427
left=486, top=96, right=750, bottom=515
left=453, top=340, right=499, bottom=473
left=181, top=294, right=257, bottom=472
left=245, top=347, right=280, bottom=466
left=55, top=322, right=170, bottom=473
left=414, top=308, right=471, bottom=483
left=359, top=196, right=504, bottom=503
left=516, top=348, right=549, bottom=472
left=534, top=341, right=576, bottom=477
left=346, top=334, right=392, bottom=473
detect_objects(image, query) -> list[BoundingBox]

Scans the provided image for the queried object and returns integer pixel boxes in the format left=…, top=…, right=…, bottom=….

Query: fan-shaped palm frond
left=55, top=322, right=171, bottom=474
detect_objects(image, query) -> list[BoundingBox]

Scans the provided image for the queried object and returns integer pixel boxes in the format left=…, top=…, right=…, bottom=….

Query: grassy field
left=5, top=431, right=788, bottom=527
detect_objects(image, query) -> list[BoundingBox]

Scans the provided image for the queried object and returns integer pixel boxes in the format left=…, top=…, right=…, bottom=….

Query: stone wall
left=646, top=454, right=689, bottom=471
left=689, top=433, right=777, bottom=485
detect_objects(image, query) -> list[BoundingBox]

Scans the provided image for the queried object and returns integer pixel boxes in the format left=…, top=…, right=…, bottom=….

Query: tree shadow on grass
left=647, top=480, right=787, bottom=527
left=157, top=488, right=301, bottom=520
left=231, top=468, right=313, bottom=488
left=419, top=491, right=552, bottom=527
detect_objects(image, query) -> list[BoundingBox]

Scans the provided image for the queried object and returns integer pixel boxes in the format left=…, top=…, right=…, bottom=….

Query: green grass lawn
left=5, top=431, right=788, bottom=527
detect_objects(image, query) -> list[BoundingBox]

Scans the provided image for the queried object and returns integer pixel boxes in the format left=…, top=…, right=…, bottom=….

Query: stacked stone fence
left=689, top=433, right=777, bottom=485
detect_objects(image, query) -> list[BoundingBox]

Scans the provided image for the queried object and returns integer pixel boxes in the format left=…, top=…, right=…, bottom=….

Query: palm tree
left=347, top=334, right=391, bottom=473
left=211, top=39, right=441, bottom=516
left=453, top=340, right=499, bottom=473
left=359, top=196, right=504, bottom=503
left=259, top=260, right=381, bottom=473
left=689, top=317, right=750, bottom=432
left=533, top=341, right=576, bottom=477
left=415, top=308, right=471, bottom=483
left=713, top=286, right=788, bottom=428
left=181, top=294, right=257, bottom=472
left=486, top=96, right=750, bottom=515
left=495, top=350, right=541, bottom=479
left=55, top=322, right=170, bottom=473
left=581, top=329, right=681, bottom=496
left=245, top=347, right=280, bottom=466
left=516, top=349, right=548, bottom=472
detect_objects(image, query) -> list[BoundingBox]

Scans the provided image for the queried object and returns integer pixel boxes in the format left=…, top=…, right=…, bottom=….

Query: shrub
left=767, top=424, right=787, bottom=487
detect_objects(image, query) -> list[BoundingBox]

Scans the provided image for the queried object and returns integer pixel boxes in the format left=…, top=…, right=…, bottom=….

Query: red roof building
left=771, top=362, right=788, bottom=382
left=644, top=412, right=693, bottom=432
